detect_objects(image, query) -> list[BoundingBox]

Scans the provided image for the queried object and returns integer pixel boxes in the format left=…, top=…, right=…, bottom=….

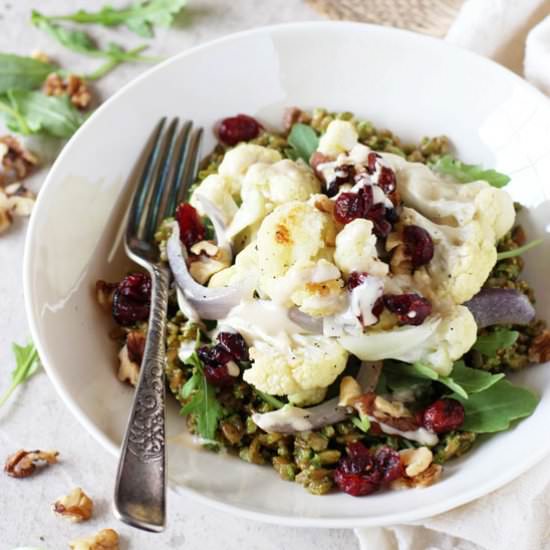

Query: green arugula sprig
left=473, top=329, right=519, bottom=358
left=254, top=388, right=285, bottom=410
left=43, top=0, right=187, bottom=38
left=31, top=11, right=158, bottom=64
left=286, top=123, right=319, bottom=163
left=496, top=239, right=543, bottom=261
left=0, top=342, right=40, bottom=407
left=432, top=154, right=510, bottom=188
left=179, top=350, right=223, bottom=441
left=0, top=90, right=86, bottom=138
left=451, top=379, right=539, bottom=433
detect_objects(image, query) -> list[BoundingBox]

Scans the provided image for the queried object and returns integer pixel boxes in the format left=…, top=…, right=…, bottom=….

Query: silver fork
left=113, top=118, right=203, bottom=532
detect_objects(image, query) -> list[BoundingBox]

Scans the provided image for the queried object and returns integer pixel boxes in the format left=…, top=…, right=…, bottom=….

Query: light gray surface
left=0, top=1, right=358, bottom=548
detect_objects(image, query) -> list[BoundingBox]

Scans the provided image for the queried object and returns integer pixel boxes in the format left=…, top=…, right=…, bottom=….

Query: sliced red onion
left=464, top=288, right=536, bottom=328
left=166, top=222, right=255, bottom=320
left=251, top=398, right=347, bottom=434
left=357, top=361, right=382, bottom=392
left=287, top=307, right=323, bottom=333
left=195, top=195, right=233, bottom=262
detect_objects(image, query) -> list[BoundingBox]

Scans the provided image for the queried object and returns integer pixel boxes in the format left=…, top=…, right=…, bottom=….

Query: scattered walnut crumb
left=0, top=184, right=36, bottom=234
left=69, top=528, right=119, bottom=550
left=53, top=487, right=93, bottom=522
left=95, top=280, right=117, bottom=312
left=0, top=135, right=39, bottom=182
left=4, top=449, right=59, bottom=478
left=117, top=344, right=140, bottom=386
left=528, top=329, right=550, bottom=363
left=43, top=73, right=92, bottom=110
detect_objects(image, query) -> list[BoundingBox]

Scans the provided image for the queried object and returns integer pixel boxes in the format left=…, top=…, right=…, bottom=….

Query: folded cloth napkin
left=355, top=1, right=550, bottom=549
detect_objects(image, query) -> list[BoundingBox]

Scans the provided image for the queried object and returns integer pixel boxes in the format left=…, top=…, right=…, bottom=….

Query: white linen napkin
left=355, top=2, right=550, bottom=548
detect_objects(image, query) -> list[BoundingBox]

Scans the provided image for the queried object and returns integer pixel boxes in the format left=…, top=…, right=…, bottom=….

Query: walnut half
left=70, top=528, right=119, bottom=550
left=4, top=449, right=59, bottom=478
left=529, top=329, right=550, bottom=364
left=53, top=487, right=93, bottom=522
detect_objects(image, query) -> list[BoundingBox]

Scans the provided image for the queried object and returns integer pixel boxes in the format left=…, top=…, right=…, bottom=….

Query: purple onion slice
left=464, top=288, right=536, bottom=328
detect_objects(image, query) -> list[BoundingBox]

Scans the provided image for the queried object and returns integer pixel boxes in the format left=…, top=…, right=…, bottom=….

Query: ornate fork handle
left=113, top=264, right=170, bottom=532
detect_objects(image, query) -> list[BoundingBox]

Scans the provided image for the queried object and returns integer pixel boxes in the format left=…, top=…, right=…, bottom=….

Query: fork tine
left=161, top=120, right=193, bottom=221
left=142, top=118, right=179, bottom=240
left=175, top=127, right=203, bottom=206
left=127, top=118, right=166, bottom=241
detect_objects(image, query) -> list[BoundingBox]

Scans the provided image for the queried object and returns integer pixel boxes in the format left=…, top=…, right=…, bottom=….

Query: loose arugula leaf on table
left=451, top=379, right=539, bottom=433
left=179, top=351, right=223, bottom=441
left=0, top=342, right=40, bottom=407
left=496, top=239, right=543, bottom=261
left=431, top=154, right=510, bottom=188
left=31, top=11, right=157, bottom=64
left=0, top=90, right=86, bottom=138
left=473, top=329, right=519, bottom=358
left=286, top=123, right=319, bottom=163
left=43, top=0, right=187, bottom=38
left=0, top=53, right=57, bottom=94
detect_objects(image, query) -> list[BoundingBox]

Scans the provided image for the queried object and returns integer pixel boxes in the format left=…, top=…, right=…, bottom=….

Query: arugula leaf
left=383, top=360, right=503, bottom=400
left=496, top=239, right=543, bottom=261
left=452, top=379, right=539, bottom=433
left=0, top=90, right=86, bottom=138
left=473, top=329, right=519, bottom=358
left=31, top=11, right=157, bottom=64
left=46, top=0, right=187, bottom=38
left=0, top=342, right=40, bottom=407
left=432, top=154, right=510, bottom=188
left=287, top=123, right=319, bottom=163
left=351, top=413, right=371, bottom=433
left=179, top=351, right=223, bottom=440
left=254, top=388, right=285, bottom=409
left=446, top=361, right=504, bottom=393
left=0, top=53, right=57, bottom=94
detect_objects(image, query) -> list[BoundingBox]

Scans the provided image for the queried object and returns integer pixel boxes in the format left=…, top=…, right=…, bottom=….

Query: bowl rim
left=23, top=20, right=550, bottom=528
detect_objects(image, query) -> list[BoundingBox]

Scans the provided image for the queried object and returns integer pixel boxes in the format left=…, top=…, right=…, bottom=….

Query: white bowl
left=24, top=22, right=550, bottom=528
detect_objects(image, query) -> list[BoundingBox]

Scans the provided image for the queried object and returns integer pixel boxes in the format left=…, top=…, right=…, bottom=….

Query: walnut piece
left=391, top=463, right=442, bottom=490
left=0, top=135, right=39, bottom=181
left=43, top=73, right=92, bottom=109
left=386, top=230, right=412, bottom=275
left=95, top=280, right=117, bottom=312
left=338, top=376, right=362, bottom=407
left=283, top=107, right=311, bottom=132
left=399, top=446, right=433, bottom=477
left=53, top=487, right=93, bottom=522
left=69, top=528, right=119, bottom=550
left=126, top=330, right=146, bottom=364
left=374, top=396, right=411, bottom=418
left=528, top=329, right=550, bottom=363
left=117, top=344, right=140, bottom=386
left=4, top=449, right=59, bottom=478
left=189, top=240, right=230, bottom=284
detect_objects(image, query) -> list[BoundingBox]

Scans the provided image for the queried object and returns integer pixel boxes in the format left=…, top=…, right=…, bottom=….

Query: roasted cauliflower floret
left=227, top=158, right=320, bottom=240
left=383, top=153, right=515, bottom=239
left=190, top=174, right=237, bottom=224
left=401, top=206, right=496, bottom=304
left=244, top=335, right=349, bottom=396
left=288, top=387, right=328, bottom=406
left=257, top=201, right=341, bottom=309
left=339, top=305, right=477, bottom=375
left=317, top=119, right=358, bottom=156
left=209, top=242, right=258, bottom=288
left=334, top=219, right=390, bottom=278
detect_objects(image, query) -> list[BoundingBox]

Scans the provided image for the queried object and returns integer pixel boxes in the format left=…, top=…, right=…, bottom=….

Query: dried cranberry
left=112, top=272, right=151, bottom=326
left=217, top=331, right=249, bottom=362
left=347, top=271, right=369, bottom=290
left=377, top=166, right=396, bottom=194
left=334, top=470, right=380, bottom=496
left=385, top=207, right=400, bottom=224
left=403, top=225, right=434, bottom=268
left=334, top=186, right=373, bottom=224
left=366, top=152, right=380, bottom=174
left=372, top=296, right=384, bottom=318
left=217, top=114, right=262, bottom=146
left=197, top=344, right=233, bottom=367
left=383, top=293, right=432, bottom=326
left=326, top=164, right=355, bottom=197
left=374, top=446, right=403, bottom=484
left=365, top=203, right=392, bottom=238
left=204, top=363, right=233, bottom=386
left=346, top=442, right=373, bottom=470
left=176, top=203, right=205, bottom=250
left=422, top=399, right=465, bottom=434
